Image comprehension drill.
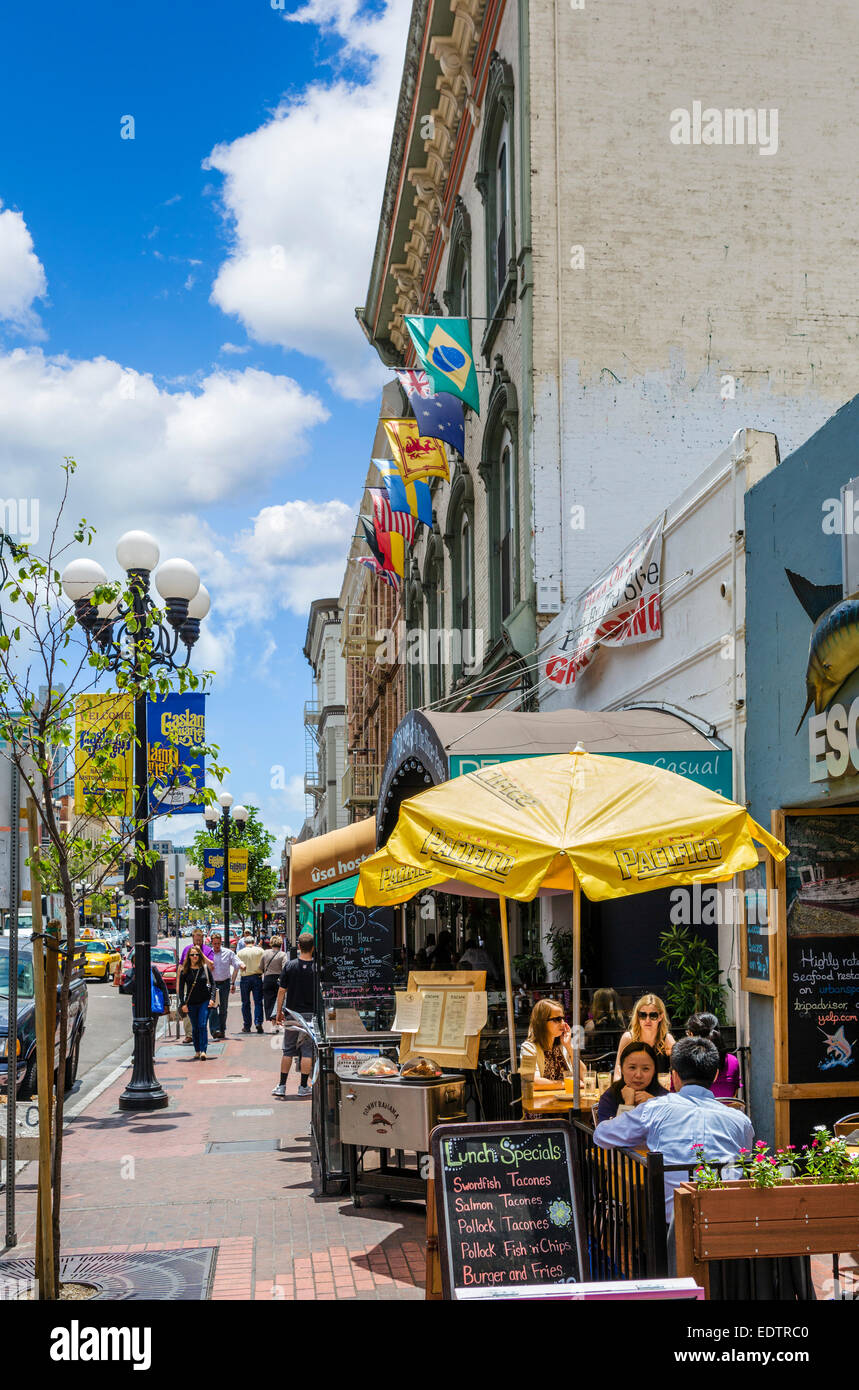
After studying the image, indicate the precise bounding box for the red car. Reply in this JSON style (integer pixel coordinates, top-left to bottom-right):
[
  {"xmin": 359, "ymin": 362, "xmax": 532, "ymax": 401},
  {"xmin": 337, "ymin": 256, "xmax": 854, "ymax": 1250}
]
[{"xmin": 119, "ymin": 944, "xmax": 178, "ymax": 993}]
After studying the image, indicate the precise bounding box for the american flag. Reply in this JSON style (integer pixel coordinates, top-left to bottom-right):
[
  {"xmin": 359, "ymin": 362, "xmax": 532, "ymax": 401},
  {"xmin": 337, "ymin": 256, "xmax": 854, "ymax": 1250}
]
[
  {"xmin": 396, "ymin": 368, "xmax": 433, "ymax": 399},
  {"xmin": 369, "ymin": 489, "xmax": 418, "ymax": 542}
]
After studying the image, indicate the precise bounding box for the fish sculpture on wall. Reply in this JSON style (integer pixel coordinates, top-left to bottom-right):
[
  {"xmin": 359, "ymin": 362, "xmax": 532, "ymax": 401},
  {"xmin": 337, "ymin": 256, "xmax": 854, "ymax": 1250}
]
[{"xmin": 787, "ymin": 568, "xmax": 859, "ymax": 733}]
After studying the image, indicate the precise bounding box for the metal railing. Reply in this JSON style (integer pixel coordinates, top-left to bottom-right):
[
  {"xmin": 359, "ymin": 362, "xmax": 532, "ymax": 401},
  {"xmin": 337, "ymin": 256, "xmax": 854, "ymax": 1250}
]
[
  {"xmin": 342, "ymin": 762, "xmax": 381, "ymax": 807},
  {"xmin": 572, "ymin": 1119, "xmax": 669, "ymax": 1280}
]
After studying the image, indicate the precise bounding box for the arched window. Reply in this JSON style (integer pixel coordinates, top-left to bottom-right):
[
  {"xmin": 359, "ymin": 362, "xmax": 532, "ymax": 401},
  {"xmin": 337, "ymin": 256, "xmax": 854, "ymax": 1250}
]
[
  {"xmin": 444, "ymin": 196, "xmax": 471, "ymax": 321},
  {"xmin": 476, "ymin": 55, "xmax": 515, "ymax": 326},
  {"xmin": 443, "ymin": 465, "xmax": 475, "ymax": 684},
  {"xmin": 479, "ymin": 360, "xmax": 520, "ymax": 643},
  {"xmin": 423, "ymin": 540, "xmax": 444, "ymax": 705}
]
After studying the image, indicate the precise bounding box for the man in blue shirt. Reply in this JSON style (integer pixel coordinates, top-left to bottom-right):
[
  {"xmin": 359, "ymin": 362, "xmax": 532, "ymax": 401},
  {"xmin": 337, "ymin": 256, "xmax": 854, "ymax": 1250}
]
[{"xmin": 594, "ymin": 1036, "xmax": 754, "ymax": 1226}]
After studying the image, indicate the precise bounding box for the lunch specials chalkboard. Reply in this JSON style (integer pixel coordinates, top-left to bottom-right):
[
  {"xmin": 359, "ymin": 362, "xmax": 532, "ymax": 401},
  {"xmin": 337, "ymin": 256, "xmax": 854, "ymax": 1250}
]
[
  {"xmin": 320, "ymin": 901, "xmax": 395, "ymax": 992},
  {"xmin": 787, "ymin": 936, "xmax": 859, "ymax": 1085},
  {"xmin": 430, "ymin": 1121, "xmax": 586, "ymax": 1299}
]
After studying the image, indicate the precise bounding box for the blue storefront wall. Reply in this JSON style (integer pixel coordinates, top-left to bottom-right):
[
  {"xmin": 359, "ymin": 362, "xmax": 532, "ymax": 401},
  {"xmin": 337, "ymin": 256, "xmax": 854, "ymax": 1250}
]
[{"xmin": 745, "ymin": 390, "xmax": 859, "ymax": 1140}]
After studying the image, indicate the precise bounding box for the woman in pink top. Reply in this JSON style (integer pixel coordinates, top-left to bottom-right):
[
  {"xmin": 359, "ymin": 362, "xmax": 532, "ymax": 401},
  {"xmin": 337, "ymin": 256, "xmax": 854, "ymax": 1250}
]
[{"xmin": 685, "ymin": 1012, "xmax": 740, "ymax": 1098}]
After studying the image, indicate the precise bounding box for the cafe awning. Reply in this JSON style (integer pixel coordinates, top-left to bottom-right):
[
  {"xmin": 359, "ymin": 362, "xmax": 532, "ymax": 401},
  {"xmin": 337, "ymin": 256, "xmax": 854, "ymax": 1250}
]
[
  {"xmin": 288, "ymin": 817, "xmax": 376, "ymax": 898},
  {"xmin": 296, "ymin": 872, "xmax": 361, "ymax": 931}
]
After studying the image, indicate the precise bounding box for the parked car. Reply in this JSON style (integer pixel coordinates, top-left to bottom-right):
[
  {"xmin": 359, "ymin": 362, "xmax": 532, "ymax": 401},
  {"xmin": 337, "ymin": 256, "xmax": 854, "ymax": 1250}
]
[
  {"xmin": 82, "ymin": 938, "xmax": 122, "ymax": 982},
  {"xmin": 0, "ymin": 937, "xmax": 88, "ymax": 1096},
  {"xmin": 119, "ymin": 944, "xmax": 178, "ymax": 993}
]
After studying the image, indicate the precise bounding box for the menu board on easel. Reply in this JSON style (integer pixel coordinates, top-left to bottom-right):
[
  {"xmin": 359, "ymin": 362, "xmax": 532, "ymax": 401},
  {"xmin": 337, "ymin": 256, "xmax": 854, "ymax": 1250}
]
[
  {"xmin": 395, "ymin": 971, "xmax": 487, "ymax": 1070},
  {"xmin": 772, "ymin": 809, "xmax": 859, "ymax": 1147}
]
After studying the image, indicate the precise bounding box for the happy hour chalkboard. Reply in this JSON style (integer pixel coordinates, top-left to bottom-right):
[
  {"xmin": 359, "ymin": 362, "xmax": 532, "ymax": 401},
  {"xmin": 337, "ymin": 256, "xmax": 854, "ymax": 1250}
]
[
  {"xmin": 430, "ymin": 1121, "xmax": 586, "ymax": 1299},
  {"xmin": 787, "ymin": 936, "xmax": 859, "ymax": 1084},
  {"xmin": 320, "ymin": 901, "xmax": 396, "ymax": 992}
]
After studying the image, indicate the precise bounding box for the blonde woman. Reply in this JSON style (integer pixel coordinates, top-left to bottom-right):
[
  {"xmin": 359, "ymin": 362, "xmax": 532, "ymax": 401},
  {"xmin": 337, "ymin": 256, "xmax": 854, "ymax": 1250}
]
[
  {"xmin": 612, "ymin": 994, "xmax": 674, "ymax": 1080},
  {"xmin": 520, "ymin": 998, "xmax": 587, "ymax": 1090}
]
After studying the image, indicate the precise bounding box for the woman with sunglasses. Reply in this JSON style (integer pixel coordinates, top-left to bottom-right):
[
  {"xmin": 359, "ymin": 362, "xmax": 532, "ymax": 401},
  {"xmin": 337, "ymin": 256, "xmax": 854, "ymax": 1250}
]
[
  {"xmin": 612, "ymin": 994, "xmax": 674, "ymax": 1080},
  {"xmin": 178, "ymin": 945, "xmax": 216, "ymax": 1059},
  {"xmin": 520, "ymin": 998, "xmax": 587, "ymax": 1090}
]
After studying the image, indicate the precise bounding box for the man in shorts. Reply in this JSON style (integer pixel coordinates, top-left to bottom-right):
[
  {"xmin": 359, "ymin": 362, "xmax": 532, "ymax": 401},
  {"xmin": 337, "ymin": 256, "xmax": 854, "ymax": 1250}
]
[{"xmin": 272, "ymin": 931, "xmax": 317, "ymax": 1098}]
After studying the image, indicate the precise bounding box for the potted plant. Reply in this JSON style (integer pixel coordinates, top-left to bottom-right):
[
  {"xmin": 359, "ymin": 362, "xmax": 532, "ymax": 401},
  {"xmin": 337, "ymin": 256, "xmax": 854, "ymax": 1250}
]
[
  {"xmin": 675, "ymin": 1129, "xmax": 859, "ymax": 1277},
  {"xmin": 512, "ymin": 951, "xmax": 547, "ymax": 987},
  {"xmin": 656, "ymin": 923, "xmax": 729, "ymax": 1021}
]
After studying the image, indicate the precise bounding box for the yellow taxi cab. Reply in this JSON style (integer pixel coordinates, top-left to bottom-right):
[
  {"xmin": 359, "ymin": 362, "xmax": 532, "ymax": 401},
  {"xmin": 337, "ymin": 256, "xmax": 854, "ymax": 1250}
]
[{"xmin": 82, "ymin": 938, "xmax": 121, "ymax": 982}]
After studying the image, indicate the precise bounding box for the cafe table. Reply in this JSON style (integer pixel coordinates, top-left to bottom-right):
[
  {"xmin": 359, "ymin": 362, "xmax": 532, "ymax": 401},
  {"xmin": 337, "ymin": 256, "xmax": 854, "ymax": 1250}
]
[{"xmin": 524, "ymin": 1085, "xmax": 602, "ymax": 1118}]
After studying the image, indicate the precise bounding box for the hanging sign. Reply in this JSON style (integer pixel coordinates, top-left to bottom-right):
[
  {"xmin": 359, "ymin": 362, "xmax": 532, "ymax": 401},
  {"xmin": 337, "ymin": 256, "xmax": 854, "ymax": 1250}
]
[
  {"xmin": 146, "ymin": 693, "xmax": 206, "ymax": 815},
  {"xmin": 202, "ymin": 849, "xmax": 224, "ymax": 892},
  {"xmin": 74, "ymin": 693, "xmax": 135, "ymax": 815},
  {"xmin": 542, "ymin": 515, "xmax": 665, "ymax": 688}
]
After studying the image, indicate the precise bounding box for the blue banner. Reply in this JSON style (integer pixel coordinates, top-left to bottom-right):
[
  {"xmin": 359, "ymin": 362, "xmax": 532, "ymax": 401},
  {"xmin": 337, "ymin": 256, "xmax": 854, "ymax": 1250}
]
[
  {"xmin": 202, "ymin": 848, "xmax": 224, "ymax": 892},
  {"xmin": 147, "ymin": 693, "xmax": 206, "ymax": 816}
]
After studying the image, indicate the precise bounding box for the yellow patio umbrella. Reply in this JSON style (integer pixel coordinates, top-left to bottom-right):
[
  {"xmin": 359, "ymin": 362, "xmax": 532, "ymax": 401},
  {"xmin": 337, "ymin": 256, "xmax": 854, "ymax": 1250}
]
[{"xmin": 356, "ymin": 748, "xmax": 788, "ymax": 1102}]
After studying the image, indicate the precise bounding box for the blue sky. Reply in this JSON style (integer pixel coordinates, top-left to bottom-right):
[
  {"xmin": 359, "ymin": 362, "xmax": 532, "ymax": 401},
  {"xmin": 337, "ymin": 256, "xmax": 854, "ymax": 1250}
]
[{"xmin": 0, "ymin": 1, "xmax": 411, "ymax": 861}]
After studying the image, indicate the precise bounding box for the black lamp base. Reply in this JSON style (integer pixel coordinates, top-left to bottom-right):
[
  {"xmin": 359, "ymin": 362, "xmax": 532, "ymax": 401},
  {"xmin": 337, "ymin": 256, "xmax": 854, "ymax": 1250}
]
[{"xmin": 117, "ymin": 1082, "xmax": 169, "ymax": 1112}]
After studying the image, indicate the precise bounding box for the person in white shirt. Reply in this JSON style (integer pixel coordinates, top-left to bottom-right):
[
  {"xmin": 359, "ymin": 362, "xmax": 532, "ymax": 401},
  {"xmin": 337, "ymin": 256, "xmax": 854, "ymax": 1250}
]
[{"xmin": 208, "ymin": 931, "xmax": 244, "ymax": 1039}]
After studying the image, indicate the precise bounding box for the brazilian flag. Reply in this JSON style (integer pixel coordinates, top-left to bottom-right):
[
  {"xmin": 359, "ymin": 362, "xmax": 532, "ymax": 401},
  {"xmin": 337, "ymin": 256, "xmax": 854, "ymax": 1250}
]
[{"xmin": 404, "ymin": 316, "xmax": 480, "ymax": 415}]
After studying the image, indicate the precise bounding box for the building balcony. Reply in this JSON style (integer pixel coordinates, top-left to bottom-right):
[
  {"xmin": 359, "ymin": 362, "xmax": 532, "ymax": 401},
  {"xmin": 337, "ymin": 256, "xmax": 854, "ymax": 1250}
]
[
  {"xmin": 341, "ymin": 607, "xmax": 383, "ymax": 660},
  {"xmin": 342, "ymin": 762, "xmax": 381, "ymax": 808},
  {"xmin": 304, "ymin": 700, "xmax": 321, "ymax": 730}
]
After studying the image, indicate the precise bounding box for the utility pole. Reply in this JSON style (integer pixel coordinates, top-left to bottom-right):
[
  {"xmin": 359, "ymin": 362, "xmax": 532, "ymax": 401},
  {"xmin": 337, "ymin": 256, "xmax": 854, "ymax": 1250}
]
[
  {"xmin": 4, "ymin": 762, "xmax": 20, "ymax": 1246},
  {"xmin": 26, "ymin": 799, "xmax": 56, "ymax": 1298}
]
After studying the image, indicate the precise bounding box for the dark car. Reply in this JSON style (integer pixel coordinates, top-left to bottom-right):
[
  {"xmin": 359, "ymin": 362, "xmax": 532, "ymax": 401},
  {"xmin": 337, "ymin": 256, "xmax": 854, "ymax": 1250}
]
[{"xmin": 0, "ymin": 937, "xmax": 88, "ymax": 1097}]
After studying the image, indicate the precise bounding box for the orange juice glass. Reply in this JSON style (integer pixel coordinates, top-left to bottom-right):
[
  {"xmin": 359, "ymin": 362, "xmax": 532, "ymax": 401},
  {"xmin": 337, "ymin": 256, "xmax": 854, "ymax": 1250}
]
[{"xmin": 563, "ymin": 1075, "xmax": 575, "ymax": 1094}]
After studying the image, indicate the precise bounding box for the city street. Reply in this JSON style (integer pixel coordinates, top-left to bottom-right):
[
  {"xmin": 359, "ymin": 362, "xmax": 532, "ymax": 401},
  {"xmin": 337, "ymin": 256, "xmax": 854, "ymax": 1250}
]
[{"xmin": 3, "ymin": 993, "xmax": 425, "ymax": 1302}]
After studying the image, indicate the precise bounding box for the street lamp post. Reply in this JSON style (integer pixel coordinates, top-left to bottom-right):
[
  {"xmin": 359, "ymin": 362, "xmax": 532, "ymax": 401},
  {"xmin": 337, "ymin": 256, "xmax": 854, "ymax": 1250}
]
[
  {"xmin": 205, "ymin": 797, "xmax": 247, "ymax": 948},
  {"xmin": 62, "ymin": 530, "xmax": 211, "ymax": 1113}
]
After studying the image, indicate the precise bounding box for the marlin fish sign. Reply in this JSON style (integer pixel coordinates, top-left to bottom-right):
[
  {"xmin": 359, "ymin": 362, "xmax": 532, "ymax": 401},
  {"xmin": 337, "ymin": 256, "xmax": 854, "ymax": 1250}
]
[{"xmin": 788, "ymin": 568, "xmax": 859, "ymax": 780}]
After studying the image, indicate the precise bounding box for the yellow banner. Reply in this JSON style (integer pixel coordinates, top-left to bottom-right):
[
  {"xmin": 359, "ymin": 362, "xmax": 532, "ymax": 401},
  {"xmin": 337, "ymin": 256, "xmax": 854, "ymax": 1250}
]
[
  {"xmin": 227, "ymin": 847, "xmax": 249, "ymax": 893},
  {"xmin": 74, "ymin": 693, "xmax": 135, "ymax": 815},
  {"xmin": 383, "ymin": 419, "xmax": 450, "ymax": 484}
]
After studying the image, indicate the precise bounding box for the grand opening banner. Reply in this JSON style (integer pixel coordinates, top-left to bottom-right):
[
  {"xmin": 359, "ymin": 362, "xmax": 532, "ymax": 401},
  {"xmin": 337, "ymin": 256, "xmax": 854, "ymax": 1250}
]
[
  {"xmin": 542, "ymin": 515, "xmax": 665, "ymax": 689},
  {"xmin": 146, "ymin": 693, "xmax": 206, "ymax": 816}
]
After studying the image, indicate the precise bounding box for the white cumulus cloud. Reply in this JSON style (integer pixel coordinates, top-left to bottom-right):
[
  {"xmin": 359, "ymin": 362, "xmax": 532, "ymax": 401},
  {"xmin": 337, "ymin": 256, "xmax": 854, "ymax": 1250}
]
[
  {"xmin": 0, "ymin": 202, "xmax": 48, "ymax": 334},
  {"xmin": 204, "ymin": 0, "xmax": 411, "ymax": 399}
]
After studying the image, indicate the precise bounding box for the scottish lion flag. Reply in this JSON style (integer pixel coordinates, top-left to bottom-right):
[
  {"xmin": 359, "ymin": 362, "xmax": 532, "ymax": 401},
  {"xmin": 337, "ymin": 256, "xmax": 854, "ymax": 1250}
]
[
  {"xmin": 404, "ymin": 316, "xmax": 480, "ymax": 414},
  {"xmin": 374, "ymin": 461, "xmax": 433, "ymax": 526},
  {"xmin": 382, "ymin": 419, "xmax": 450, "ymax": 484}
]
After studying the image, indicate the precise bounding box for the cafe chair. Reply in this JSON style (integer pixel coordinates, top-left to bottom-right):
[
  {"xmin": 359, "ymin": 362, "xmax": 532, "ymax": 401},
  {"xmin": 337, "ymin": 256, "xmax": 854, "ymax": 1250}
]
[
  {"xmin": 717, "ymin": 1097, "xmax": 747, "ymax": 1112},
  {"xmin": 591, "ymin": 1104, "xmax": 601, "ymax": 1127},
  {"xmin": 834, "ymin": 1112, "xmax": 859, "ymax": 1139}
]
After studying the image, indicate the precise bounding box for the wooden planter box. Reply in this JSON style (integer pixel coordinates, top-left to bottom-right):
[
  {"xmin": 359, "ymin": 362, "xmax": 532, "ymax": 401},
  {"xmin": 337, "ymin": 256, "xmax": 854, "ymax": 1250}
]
[{"xmin": 674, "ymin": 1179, "xmax": 859, "ymax": 1295}]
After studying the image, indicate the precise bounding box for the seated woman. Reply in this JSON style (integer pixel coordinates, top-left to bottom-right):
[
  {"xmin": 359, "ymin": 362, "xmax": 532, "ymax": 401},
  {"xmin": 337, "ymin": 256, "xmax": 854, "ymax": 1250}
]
[
  {"xmin": 520, "ymin": 998, "xmax": 586, "ymax": 1088},
  {"xmin": 597, "ymin": 1041, "xmax": 668, "ymax": 1122},
  {"xmin": 584, "ymin": 986, "xmax": 624, "ymax": 1035},
  {"xmin": 685, "ymin": 1011, "xmax": 740, "ymax": 1097},
  {"xmin": 613, "ymin": 993, "xmax": 675, "ymax": 1080}
]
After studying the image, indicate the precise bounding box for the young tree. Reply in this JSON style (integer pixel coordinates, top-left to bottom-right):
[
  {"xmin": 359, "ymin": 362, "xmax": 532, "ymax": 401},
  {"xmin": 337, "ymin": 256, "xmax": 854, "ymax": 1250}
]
[{"xmin": 0, "ymin": 461, "xmax": 225, "ymax": 1293}]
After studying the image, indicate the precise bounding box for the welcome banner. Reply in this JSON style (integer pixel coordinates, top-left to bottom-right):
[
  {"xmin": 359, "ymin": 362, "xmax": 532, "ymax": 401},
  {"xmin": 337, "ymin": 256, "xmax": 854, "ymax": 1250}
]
[{"xmin": 73, "ymin": 693, "xmax": 135, "ymax": 815}]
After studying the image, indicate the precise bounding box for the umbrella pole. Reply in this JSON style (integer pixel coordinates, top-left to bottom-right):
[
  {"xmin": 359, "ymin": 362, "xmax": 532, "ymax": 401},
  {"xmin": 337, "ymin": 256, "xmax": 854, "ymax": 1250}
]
[
  {"xmin": 572, "ymin": 873, "xmax": 581, "ymax": 1110},
  {"xmin": 498, "ymin": 896, "xmax": 517, "ymax": 1072}
]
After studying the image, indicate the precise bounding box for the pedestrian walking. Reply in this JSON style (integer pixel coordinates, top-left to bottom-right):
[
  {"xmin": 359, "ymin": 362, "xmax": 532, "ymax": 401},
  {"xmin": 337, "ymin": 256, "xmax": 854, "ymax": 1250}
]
[
  {"xmin": 208, "ymin": 931, "xmax": 244, "ymax": 1039},
  {"xmin": 236, "ymin": 932, "xmax": 265, "ymax": 1033},
  {"xmin": 177, "ymin": 945, "xmax": 216, "ymax": 1059},
  {"xmin": 260, "ymin": 935, "xmax": 287, "ymax": 1030},
  {"xmin": 112, "ymin": 953, "xmax": 170, "ymax": 1055},
  {"xmin": 273, "ymin": 931, "xmax": 317, "ymax": 1098},
  {"xmin": 177, "ymin": 928, "xmax": 214, "ymax": 1045}
]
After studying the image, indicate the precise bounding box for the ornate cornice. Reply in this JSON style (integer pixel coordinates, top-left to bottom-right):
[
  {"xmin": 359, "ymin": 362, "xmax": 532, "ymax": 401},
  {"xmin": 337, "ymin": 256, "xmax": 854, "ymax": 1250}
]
[{"xmin": 388, "ymin": 0, "xmax": 486, "ymax": 358}]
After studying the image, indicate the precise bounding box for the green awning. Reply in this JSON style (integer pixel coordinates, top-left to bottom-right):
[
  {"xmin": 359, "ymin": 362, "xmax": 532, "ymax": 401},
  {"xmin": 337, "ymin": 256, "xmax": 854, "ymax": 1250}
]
[{"xmin": 296, "ymin": 873, "xmax": 360, "ymax": 932}]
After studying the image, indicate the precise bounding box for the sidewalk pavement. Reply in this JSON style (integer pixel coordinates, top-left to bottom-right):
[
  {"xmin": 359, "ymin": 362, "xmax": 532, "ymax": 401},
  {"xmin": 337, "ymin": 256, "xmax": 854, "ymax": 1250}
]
[{"xmin": 4, "ymin": 1013, "xmax": 426, "ymax": 1301}]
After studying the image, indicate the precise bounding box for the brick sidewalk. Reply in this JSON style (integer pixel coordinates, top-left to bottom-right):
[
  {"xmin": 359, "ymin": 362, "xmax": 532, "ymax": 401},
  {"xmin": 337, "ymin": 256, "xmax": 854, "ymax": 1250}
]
[{"xmin": 3, "ymin": 1016, "xmax": 426, "ymax": 1301}]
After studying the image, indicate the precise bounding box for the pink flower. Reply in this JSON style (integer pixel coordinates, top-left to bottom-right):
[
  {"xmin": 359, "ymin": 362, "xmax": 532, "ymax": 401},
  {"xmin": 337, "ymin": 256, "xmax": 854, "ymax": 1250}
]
[{"xmin": 755, "ymin": 1140, "xmax": 767, "ymax": 1149}]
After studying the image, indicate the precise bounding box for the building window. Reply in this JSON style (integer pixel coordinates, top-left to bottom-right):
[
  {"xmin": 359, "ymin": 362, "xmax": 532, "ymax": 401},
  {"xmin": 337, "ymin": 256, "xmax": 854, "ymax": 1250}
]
[
  {"xmin": 479, "ymin": 361, "xmax": 520, "ymax": 643},
  {"xmin": 495, "ymin": 125, "xmax": 510, "ymax": 305},
  {"xmin": 476, "ymin": 55, "xmax": 515, "ymax": 324},
  {"xmin": 444, "ymin": 196, "xmax": 472, "ymax": 321},
  {"xmin": 460, "ymin": 515, "xmax": 472, "ymax": 634},
  {"xmin": 424, "ymin": 555, "xmax": 442, "ymax": 705},
  {"xmin": 444, "ymin": 465, "xmax": 475, "ymax": 684},
  {"xmin": 499, "ymin": 433, "xmax": 514, "ymax": 622}
]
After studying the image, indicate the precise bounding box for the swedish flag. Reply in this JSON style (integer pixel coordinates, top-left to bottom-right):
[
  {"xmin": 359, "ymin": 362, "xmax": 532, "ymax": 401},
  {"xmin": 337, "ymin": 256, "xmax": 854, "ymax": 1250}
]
[
  {"xmin": 374, "ymin": 461, "xmax": 433, "ymax": 526},
  {"xmin": 404, "ymin": 315, "xmax": 480, "ymax": 415}
]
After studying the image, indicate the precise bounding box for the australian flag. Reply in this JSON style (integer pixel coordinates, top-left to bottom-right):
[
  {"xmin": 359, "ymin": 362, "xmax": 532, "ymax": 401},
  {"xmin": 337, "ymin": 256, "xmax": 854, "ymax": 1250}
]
[{"xmin": 397, "ymin": 369, "xmax": 465, "ymax": 456}]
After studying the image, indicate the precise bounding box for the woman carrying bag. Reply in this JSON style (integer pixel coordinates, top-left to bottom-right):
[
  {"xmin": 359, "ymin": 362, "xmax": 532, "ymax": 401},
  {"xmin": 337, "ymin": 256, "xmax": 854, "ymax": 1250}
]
[{"xmin": 178, "ymin": 946, "xmax": 216, "ymax": 1059}]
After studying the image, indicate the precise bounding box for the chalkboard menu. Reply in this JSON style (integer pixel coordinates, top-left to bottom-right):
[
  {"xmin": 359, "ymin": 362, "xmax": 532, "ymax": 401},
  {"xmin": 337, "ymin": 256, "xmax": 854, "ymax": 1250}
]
[
  {"xmin": 320, "ymin": 901, "xmax": 395, "ymax": 992},
  {"xmin": 787, "ymin": 936, "xmax": 859, "ymax": 1084},
  {"xmin": 430, "ymin": 1121, "xmax": 585, "ymax": 1299}
]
